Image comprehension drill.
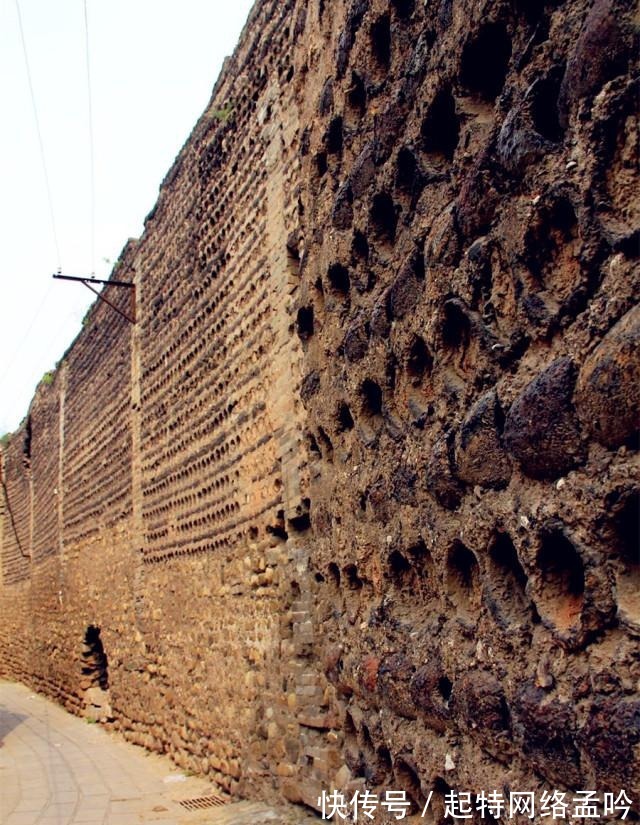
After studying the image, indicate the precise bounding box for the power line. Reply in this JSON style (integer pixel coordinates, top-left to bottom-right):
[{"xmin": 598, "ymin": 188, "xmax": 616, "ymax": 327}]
[
  {"xmin": 14, "ymin": 0, "xmax": 62, "ymax": 271},
  {"xmin": 83, "ymin": 0, "xmax": 96, "ymax": 275}
]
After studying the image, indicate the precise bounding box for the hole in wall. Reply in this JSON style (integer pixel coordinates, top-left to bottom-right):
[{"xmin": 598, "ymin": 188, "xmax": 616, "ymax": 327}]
[
  {"xmin": 344, "ymin": 563, "xmax": 363, "ymax": 590},
  {"xmin": 267, "ymin": 514, "xmax": 289, "ymax": 541},
  {"xmin": 328, "ymin": 263, "xmax": 351, "ymax": 296},
  {"xmin": 326, "ymin": 116, "xmax": 344, "ymax": 154},
  {"xmin": 82, "ymin": 626, "xmax": 109, "ymax": 690},
  {"xmin": 535, "ymin": 526, "xmax": 585, "ymax": 632},
  {"xmin": 296, "ymin": 306, "xmax": 314, "ymax": 340},
  {"xmin": 611, "ymin": 489, "xmax": 639, "ymax": 623},
  {"xmin": 361, "ymin": 379, "xmax": 383, "ymax": 416},
  {"xmin": 446, "ymin": 541, "xmax": 480, "ymax": 619},
  {"xmin": 315, "ymin": 151, "xmax": 328, "ymax": 177},
  {"xmin": 437, "ymin": 676, "xmax": 453, "ymax": 703},
  {"xmin": 81, "ymin": 626, "xmax": 112, "ymax": 722},
  {"xmin": 287, "ymin": 243, "xmax": 301, "ymax": 277},
  {"xmin": 289, "ymin": 512, "xmax": 311, "ymax": 532},
  {"xmin": 393, "ymin": 758, "xmax": 425, "ymax": 812},
  {"xmin": 352, "ymin": 230, "xmax": 369, "ymax": 260},
  {"xmin": 22, "ymin": 417, "xmax": 32, "ymax": 467},
  {"xmin": 308, "ymin": 433, "xmax": 321, "ymax": 458},
  {"xmin": 370, "ymin": 192, "xmax": 397, "ymax": 244},
  {"xmin": 487, "ymin": 531, "xmax": 530, "ymax": 625},
  {"xmin": 337, "ymin": 401, "xmax": 355, "ymax": 432},
  {"xmin": 317, "ymin": 426, "xmax": 334, "ymax": 461},
  {"xmin": 328, "ymin": 562, "xmax": 341, "ymax": 587},
  {"xmin": 529, "ymin": 72, "xmax": 564, "ymax": 142},
  {"xmin": 347, "ymin": 72, "xmax": 367, "ymax": 113},
  {"xmin": 389, "ymin": 549, "xmax": 411, "ymax": 581},
  {"xmin": 396, "ymin": 147, "xmax": 421, "ymax": 194},
  {"xmin": 407, "ymin": 335, "xmax": 432, "ymax": 382},
  {"xmin": 460, "ymin": 22, "xmax": 512, "ymax": 101},
  {"xmin": 370, "ymin": 14, "xmax": 391, "ymax": 69},
  {"xmin": 378, "ymin": 745, "xmax": 393, "ymax": 771},
  {"xmin": 442, "ymin": 300, "xmax": 471, "ymax": 351},
  {"xmin": 344, "ymin": 710, "xmax": 356, "ymax": 735},
  {"xmin": 391, "ymin": 0, "xmax": 415, "ymax": 19},
  {"xmin": 421, "ymin": 87, "xmax": 460, "ymax": 161}
]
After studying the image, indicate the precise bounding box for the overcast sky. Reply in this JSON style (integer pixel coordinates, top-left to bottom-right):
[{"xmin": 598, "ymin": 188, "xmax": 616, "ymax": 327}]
[{"xmin": 0, "ymin": 0, "xmax": 255, "ymax": 435}]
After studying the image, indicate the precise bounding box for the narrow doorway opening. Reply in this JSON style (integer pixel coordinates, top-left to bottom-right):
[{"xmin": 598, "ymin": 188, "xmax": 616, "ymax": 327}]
[{"xmin": 81, "ymin": 625, "xmax": 113, "ymax": 721}]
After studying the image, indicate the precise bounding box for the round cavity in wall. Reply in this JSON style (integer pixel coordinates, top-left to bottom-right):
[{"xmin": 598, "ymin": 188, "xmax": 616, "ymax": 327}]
[
  {"xmin": 446, "ymin": 541, "xmax": 481, "ymax": 620},
  {"xmin": 344, "ymin": 563, "xmax": 363, "ymax": 590},
  {"xmin": 328, "ymin": 562, "xmax": 341, "ymax": 587},
  {"xmin": 460, "ymin": 22, "xmax": 512, "ymax": 101},
  {"xmin": 534, "ymin": 526, "xmax": 585, "ymax": 633},
  {"xmin": 370, "ymin": 192, "xmax": 397, "ymax": 244},
  {"xmin": 327, "ymin": 262, "xmax": 351, "ymax": 296},
  {"xmin": 612, "ymin": 489, "xmax": 640, "ymax": 624},
  {"xmin": 393, "ymin": 757, "xmax": 426, "ymax": 813},
  {"xmin": 360, "ymin": 379, "xmax": 383, "ymax": 417},
  {"xmin": 487, "ymin": 531, "xmax": 531, "ymax": 625},
  {"xmin": 406, "ymin": 335, "xmax": 432, "ymax": 383},
  {"xmin": 421, "ymin": 87, "xmax": 460, "ymax": 161}
]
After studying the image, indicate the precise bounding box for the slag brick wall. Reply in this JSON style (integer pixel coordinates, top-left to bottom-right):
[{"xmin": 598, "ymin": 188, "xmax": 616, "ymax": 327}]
[{"xmin": 1, "ymin": 0, "xmax": 638, "ymax": 815}]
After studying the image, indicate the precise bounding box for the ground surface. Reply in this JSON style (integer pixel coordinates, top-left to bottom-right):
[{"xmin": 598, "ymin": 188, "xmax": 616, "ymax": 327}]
[{"xmin": 0, "ymin": 681, "xmax": 317, "ymax": 825}]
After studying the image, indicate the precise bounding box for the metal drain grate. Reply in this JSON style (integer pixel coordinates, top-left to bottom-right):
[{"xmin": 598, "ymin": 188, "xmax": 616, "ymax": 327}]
[{"xmin": 178, "ymin": 793, "xmax": 228, "ymax": 811}]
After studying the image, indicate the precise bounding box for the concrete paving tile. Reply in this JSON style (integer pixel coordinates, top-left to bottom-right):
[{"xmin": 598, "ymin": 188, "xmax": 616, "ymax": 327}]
[{"xmin": 5, "ymin": 814, "xmax": 39, "ymax": 825}]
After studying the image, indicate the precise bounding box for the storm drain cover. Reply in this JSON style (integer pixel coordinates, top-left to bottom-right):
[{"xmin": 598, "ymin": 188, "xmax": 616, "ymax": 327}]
[{"xmin": 178, "ymin": 793, "xmax": 228, "ymax": 811}]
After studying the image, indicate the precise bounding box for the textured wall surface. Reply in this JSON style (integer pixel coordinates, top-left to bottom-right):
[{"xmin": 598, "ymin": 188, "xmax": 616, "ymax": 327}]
[{"xmin": 1, "ymin": 0, "xmax": 638, "ymax": 818}]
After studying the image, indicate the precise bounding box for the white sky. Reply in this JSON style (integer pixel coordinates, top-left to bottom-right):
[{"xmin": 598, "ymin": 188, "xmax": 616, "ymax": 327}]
[{"xmin": 0, "ymin": 0, "xmax": 255, "ymax": 435}]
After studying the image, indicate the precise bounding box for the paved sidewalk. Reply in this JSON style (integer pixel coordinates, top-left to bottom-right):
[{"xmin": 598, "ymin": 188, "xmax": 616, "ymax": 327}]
[{"xmin": 0, "ymin": 681, "xmax": 316, "ymax": 825}]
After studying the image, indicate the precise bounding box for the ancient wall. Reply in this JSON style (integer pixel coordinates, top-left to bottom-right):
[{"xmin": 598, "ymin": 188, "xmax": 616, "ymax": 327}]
[
  {"xmin": 292, "ymin": 0, "xmax": 639, "ymax": 814},
  {"xmin": 1, "ymin": 0, "xmax": 639, "ymax": 818}
]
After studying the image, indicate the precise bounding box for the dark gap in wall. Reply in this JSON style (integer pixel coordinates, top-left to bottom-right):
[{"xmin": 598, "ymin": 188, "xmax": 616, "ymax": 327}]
[
  {"xmin": 328, "ymin": 263, "xmax": 351, "ymax": 295},
  {"xmin": 267, "ymin": 511, "xmax": 289, "ymax": 541},
  {"xmin": 328, "ymin": 562, "xmax": 341, "ymax": 587},
  {"xmin": 344, "ymin": 563, "xmax": 363, "ymax": 589},
  {"xmin": 460, "ymin": 22, "xmax": 512, "ymax": 101},
  {"xmin": 317, "ymin": 426, "xmax": 334, "ymax": 460},
  {"xmin": 613, "ymin": 489, "xmax": 639, "ymax": 567},
  {"xmin": 446, "ymin": 541, "xmax": 480, "ymax": 616},
  {"xmin": 22, "ymin": 417, "xmax": 32, "ymax": 467},
  {"xmin": 421, "ymin": 87, "xmax": 459, "ymax": 160},
  {"xmin": 82, "ymin": 625, "xmax": 109, "ymax": 691},
  {"xmin": 391, "ymin": 0, "xmax": 415, "ymax": 19},
  {"xmin": 394, "ymin": 758, "xmax": 426, "ymax": 812},
  {"xmin": 347, "ymin": 72, "xmax": 367, "ymax": 113},
  {"xmin": 529, "ymin": 72, "xmax": 565, "ymax": 142},
  {"xmin": 536, "ymin": 526, "xmax": 585, "ymax": 626},
  {"xmin": 396, "ymin": 147, "xmax": 418, "ymax": 192},
  {"xmin": 389, "ymin": 549, "xmax": 411, "ymax": 580},
  {"xmin": 296, "ymin": 306, "xmax": 314, "ymax": 339},
  {"xmin": 378, "ymin": 745, "xmax": 393, "ymax": 771},
  {"xmin": 337, "ymin": 401, "xmax": 355, "ymax": 432},
  {"xmin": 308, "ymin": 432, "xmax": 321, "ymax": 458},
  {"xmin": 326, "ymin": 116, "xmax": 344, "ymax": 154},
  {"xmin": 370, "ymin": 14, "xmax": 391, "ymax": 69},
  {"xmin": 490, "ymin": 531, "xmax": 528, "ymax": 591},
  {"xmin": 442, "ymin": 300, "xmax": 471, "ymax": 350},
  {"xmin": 287, "ymin": 242, "xmax": 301, "ymax": 277},
  {"xmin": 361, "ymin": 379, "xmax": 383, "ymax": 416},
  {"xmin": 289, "ymin": 512, "xmax": 311, "ymax": 531},
  {"xmin": 370, "ymin": 192, "xmax": 397, "ymax": 244},
  {"xmin": 437, "ymin": 675, "xmax": 453, "ymax": 702},
  {"xmin": 407, "ymin": 335, "xmax": 432, "ymax": 381},
  {"xmin": 352, "ymin": 230, "xmax": 369, "ymax": 261}
]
